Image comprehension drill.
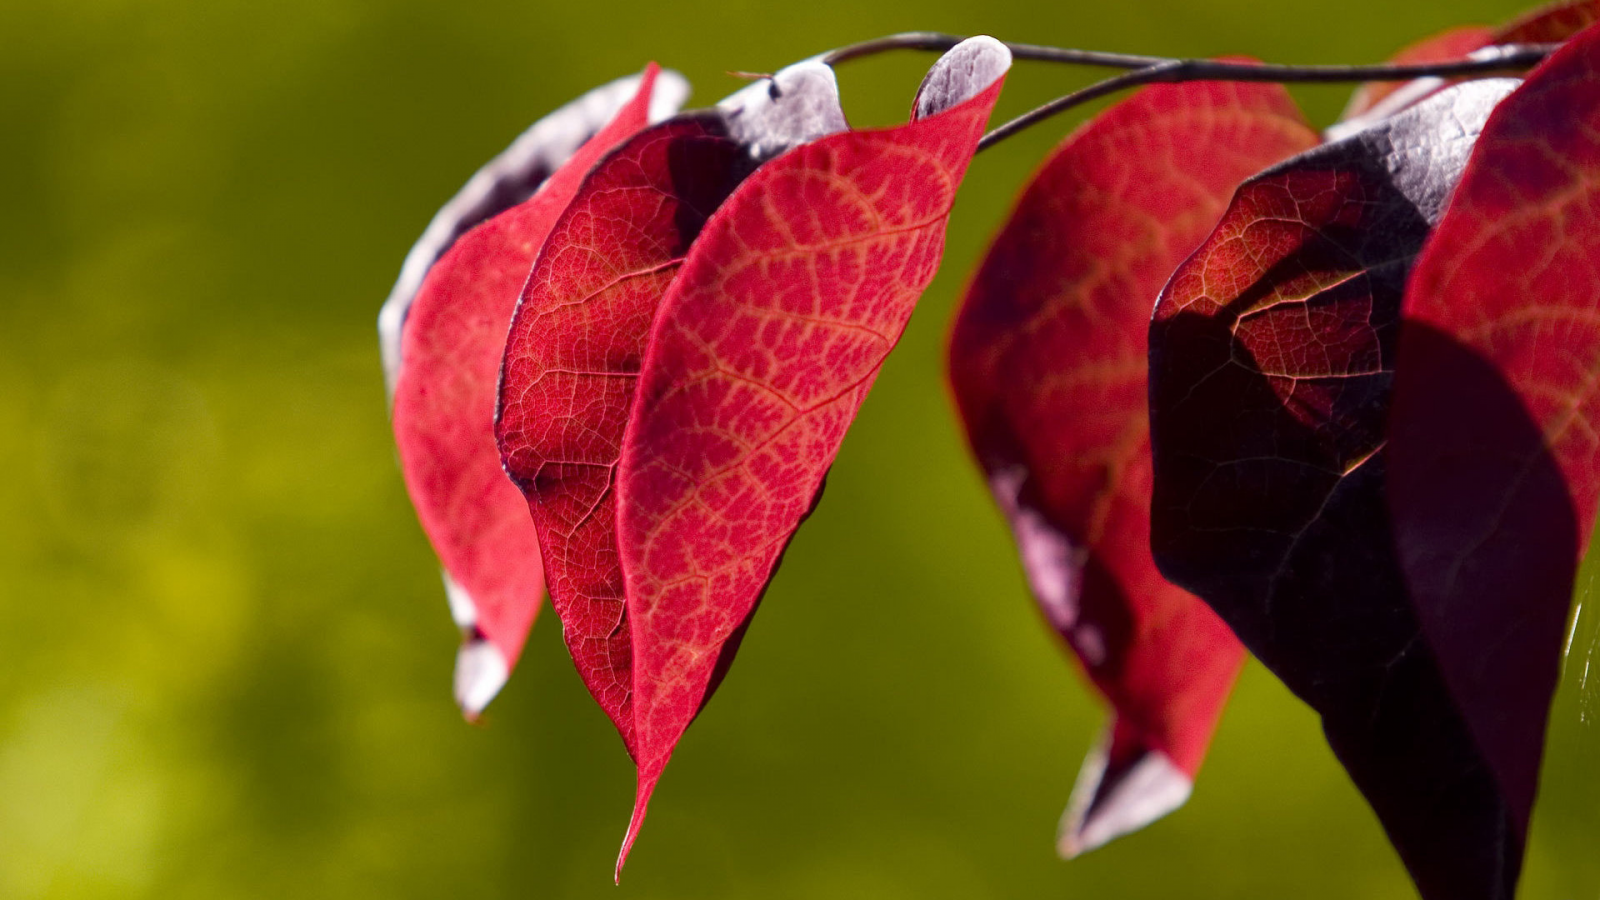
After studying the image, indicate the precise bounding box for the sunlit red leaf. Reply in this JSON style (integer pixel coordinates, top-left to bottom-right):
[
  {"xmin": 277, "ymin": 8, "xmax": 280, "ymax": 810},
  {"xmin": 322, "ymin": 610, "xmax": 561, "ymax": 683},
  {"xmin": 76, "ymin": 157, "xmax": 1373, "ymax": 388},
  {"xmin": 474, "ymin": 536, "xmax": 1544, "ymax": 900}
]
[
  {"xmin": 1147, "ymin": 78, "xmax": 1522, "ymax": 900},
  {"xmin": 384, "ymin": 66, "xmax": 684, "ymax": 715},
  {"xmin": 380, "ymin": 71, "xmax": 688, "ymax": 393},
  {"xmin": 1389, "ymin": 19, "xmax": 1600, "ymax": 872},
  {"xmin": 948, "ymin": 78, "xmax": 1316, "ymax": 855},
  {"xmin": 612, "ymin": 37, "xmax": 1011, "ymax": 874},
  {"xmin": 497, "ymin": 64, "xmax": 848, "ymax": 753}
]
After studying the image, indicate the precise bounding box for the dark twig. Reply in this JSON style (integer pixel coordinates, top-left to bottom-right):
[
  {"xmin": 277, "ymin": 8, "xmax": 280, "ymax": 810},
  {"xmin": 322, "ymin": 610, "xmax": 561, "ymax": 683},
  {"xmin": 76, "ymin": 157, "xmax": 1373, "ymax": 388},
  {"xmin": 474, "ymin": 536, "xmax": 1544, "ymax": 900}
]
[
  {"xmin": 821, "ymin": 31, "xmax": 1163, "ymax": 69},
  {"xmin": 977, "ymin": 43, "xmax": 1556, "ymax": 151},
  {"xmin": 815, "ymin": 32, "xmax": 1556, "ymax": 151}
]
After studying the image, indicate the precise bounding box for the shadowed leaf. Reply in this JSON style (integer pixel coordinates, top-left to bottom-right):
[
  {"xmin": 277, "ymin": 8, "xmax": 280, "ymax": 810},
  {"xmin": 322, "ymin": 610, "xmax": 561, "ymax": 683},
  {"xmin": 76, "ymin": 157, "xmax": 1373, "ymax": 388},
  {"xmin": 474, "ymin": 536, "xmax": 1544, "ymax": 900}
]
[
  {"xmin": 1147, "ymin": 78, "xmax": 1525, "ymax": 900},
  {"xmin": 1388, "ymin": 19, "xmax": 1600, "ymax": 873}
]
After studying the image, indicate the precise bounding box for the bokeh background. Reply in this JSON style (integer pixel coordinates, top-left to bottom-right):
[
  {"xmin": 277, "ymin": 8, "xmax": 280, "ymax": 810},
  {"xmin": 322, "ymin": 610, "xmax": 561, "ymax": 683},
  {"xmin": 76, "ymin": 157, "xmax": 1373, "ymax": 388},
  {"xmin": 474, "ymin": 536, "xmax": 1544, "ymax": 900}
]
[{"xmin": 2, "ymin": 0, "xmax": 1597, "ymax": 897}]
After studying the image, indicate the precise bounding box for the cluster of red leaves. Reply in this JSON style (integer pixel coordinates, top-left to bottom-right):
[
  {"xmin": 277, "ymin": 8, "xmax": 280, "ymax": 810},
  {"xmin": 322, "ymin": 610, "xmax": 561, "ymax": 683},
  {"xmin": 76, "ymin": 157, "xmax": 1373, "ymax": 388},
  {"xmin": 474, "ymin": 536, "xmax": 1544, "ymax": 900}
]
[
  {"xmin": 384, "ymin": 1, "xmax": 1600, "ymax": 895},
  {"xmin": 385, "ymin": 37, "xmax": 1012, "ymax": 876}
]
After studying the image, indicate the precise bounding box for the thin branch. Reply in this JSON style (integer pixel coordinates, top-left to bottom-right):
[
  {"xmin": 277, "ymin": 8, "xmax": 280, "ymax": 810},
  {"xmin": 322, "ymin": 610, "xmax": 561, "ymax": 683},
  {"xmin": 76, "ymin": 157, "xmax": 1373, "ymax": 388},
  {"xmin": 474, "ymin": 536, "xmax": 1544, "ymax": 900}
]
[
  {"xmin": 977, "ymin": 63, "xmax": 1180, "ymax": 151},
  {"xmin": 977, "ymin": 43, "xmax": 1556, "ymax": 151},
  {"xmin": 818, "ymin": 32, "xmax": 1557, "ymax": 151},
  {"xmin": 821, "ymin": 31, "xmax": 1554, "ymax": 79},
  {"xmin": 821, "ymin": 32, "xmax": 1163, "ymax": 69}
]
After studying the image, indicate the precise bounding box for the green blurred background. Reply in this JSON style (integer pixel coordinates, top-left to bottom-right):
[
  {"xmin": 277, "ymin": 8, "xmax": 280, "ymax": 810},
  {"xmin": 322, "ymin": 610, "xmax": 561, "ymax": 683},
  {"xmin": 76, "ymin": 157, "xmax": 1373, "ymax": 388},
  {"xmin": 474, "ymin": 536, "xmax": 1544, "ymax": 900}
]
[{"xmin": 2, "ymin": 0, "xmax": 1597, "ymax": 896}]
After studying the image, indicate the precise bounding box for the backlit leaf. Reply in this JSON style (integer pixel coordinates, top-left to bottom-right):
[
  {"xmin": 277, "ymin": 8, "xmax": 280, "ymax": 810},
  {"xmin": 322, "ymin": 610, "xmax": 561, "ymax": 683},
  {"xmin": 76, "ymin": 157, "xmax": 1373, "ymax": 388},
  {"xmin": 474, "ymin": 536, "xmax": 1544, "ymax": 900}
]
[
  {"xmin": 384, "ymin": 66, "xmax": 685, "ymax": 715},
  {"xmin": 948, "ymin": 78, "xmax": 1316, "ymax": 856},
  {"xmin": 612, "ymin": 37, "xmax": 1011, "ymax": 875},
  {"xmin": 380, "ymin": 70, "xmax": 688, "ymax": 394},
  {"xmin": 497, "ymin": 63, "xmax": 848, "ymax": 754}
]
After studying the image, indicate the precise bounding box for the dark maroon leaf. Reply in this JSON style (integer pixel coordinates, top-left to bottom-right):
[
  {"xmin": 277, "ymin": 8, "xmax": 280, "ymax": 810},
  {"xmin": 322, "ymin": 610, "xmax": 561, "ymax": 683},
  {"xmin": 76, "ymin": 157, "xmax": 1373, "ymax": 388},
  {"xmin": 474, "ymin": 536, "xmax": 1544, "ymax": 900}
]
[
  {"xmin": 1148, "ymin": 78, "xmax": 1525, "ymax": 900},
  {"xmin": 1390, "ymin": 19, "xmax": 1600, "ymax": 867},
  {"xmin": 1497, "ymin": 0, "xmax": 1600, "ymax": 43}
]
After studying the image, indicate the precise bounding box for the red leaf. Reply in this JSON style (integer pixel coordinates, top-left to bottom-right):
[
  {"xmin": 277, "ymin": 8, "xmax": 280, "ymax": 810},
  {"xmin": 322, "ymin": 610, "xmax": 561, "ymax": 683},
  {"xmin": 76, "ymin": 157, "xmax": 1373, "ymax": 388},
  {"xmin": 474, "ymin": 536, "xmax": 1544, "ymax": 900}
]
[
  {"xmin": 948, "ymin": 79, "xmax": 1316, "ymax": 855},
  {"xmin": 1497, "ymin": 0, "xmax": 1600, "ymax": 42},
  {"xmin": 1334, "ymin": 1, "xmax": 1599, "ymax": 137},
  {"xmin": 1340, "ymin": 26, "xmax": 1494, "ymax": 121},
  {"xmin": 612, "ymin": 37, "xmax": 1011, "ymax": 875},
  {"xmin": 384, "ymin": 66, "xmax": 683, "ymax": 715},
  {"xmin": 1147, "ymin": 78, "xmax": 1525, "ymax": 900},
  {"xmin": 1390, "ymin": 18, "xmax": 1600, "ymax": 864},
  {"xmin": 380, "ymin": 71, "xmax": 688, "ymax": 393},
  {"xmin": 497, "ymin": 65, "xmax": 849, "ymax": 753}
]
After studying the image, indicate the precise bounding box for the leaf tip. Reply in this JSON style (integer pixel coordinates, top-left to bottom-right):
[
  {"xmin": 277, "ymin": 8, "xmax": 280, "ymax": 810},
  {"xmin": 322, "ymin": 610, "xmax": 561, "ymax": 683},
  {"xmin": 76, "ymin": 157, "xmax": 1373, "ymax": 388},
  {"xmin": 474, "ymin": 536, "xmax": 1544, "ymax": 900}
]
[
  {"xmin": 646, "ymin": 65, "xmax": 691, "ymax": 125},
  {"xmin": 1057, "ymin": 732, "xmax": 1191, "ymax": 858},
  {"xmin": 913, "ymin": 34, "xmax": 1012, "ymax": 121},
  {"xmin": 716, "ymin": 57, "xmax": 847, "ymax": 161},
  {"xmin": 453, "ymin": 637, "xmax": 508, "ymax": 720},
  {"xmin": 441, "ymin": 569, "xmax": 479, "ymax": 631},
  {"xmin": 615, "ymin": 770, "xmax": 662, "ymax": 884}
]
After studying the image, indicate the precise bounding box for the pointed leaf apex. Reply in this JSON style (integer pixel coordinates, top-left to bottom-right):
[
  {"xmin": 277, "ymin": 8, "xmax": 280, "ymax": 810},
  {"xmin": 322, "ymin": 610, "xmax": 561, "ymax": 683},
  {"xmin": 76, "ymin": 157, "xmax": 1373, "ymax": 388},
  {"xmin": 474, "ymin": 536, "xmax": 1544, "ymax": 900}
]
[
  {"xmin": 645, "ymin": 64, "xmax": 692, "ymax": 124},
  {"xmin": 1058, "ymin": 734, "xmax": 1191, "ymax": 858},
  {"xmin": 441, "ymin": 570, "xmax": 478, "ymax": 631},
  {"xmin": 615, "ymin": 770, "xmax": 662, "ymax": 883},
  {"xmin": 717, "ymin": 58, "xmax": 848, "ymax": 161},
  {"xmin": 453, "ymin": 639, "xmax": 508, "ymax": 720},
  {"xmin": 914, "ymin": 35, "xmax": 1012, "ymax": 120},
  {"xmin": 611, "ymin": 47, "xmax": 1004, "ymax": 873}
]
